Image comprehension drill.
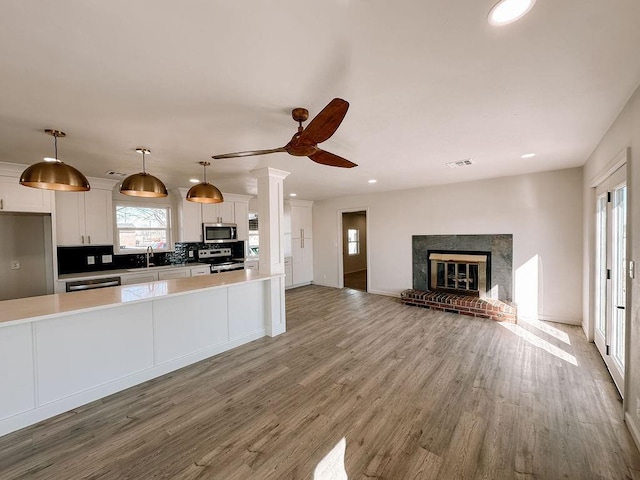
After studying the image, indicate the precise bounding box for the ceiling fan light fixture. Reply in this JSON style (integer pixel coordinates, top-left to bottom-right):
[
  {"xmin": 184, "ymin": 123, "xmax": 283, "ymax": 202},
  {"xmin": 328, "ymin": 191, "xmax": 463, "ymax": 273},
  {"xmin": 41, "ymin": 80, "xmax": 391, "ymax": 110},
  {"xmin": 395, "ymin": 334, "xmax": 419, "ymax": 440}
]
[
  {"xmin": 488, "ymin": 0, "xmax": 536, "ymax": 26},
  {"xmin": 120, "ymin": 148, "xmax": 168, "ymax": 198},
  {"xmin": 186, "ymin": 161, "xmax": 224, "ymax": 204},
  {"xmin": 20, "ymin": 130, "xmax": 90, "ymax": 192}
]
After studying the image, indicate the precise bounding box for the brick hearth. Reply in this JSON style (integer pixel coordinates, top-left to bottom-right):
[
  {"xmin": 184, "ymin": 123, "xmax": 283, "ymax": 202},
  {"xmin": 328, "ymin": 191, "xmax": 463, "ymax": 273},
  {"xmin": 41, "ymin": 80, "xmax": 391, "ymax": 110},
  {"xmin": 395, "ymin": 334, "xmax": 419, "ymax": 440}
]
[{"xmin": 401, "ymin": 289, "xmax": 517, "ymax": 323}]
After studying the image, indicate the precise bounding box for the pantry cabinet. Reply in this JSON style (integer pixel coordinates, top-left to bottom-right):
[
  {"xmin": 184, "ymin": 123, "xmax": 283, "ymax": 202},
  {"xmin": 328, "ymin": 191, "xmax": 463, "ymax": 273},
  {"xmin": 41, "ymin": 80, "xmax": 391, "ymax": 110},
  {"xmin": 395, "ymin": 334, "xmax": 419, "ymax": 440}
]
[{"xmin": 285, "ymin": 199, "xmax": 313, "ymax": 287}]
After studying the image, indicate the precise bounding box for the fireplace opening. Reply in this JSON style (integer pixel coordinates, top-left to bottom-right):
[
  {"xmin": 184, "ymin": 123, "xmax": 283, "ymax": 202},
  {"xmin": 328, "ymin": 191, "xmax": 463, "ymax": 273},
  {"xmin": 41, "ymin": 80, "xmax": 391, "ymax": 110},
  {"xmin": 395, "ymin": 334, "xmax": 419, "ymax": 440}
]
[{"xmin": 428, "ymin": 250, "xmax": 491, "ymax": 298}]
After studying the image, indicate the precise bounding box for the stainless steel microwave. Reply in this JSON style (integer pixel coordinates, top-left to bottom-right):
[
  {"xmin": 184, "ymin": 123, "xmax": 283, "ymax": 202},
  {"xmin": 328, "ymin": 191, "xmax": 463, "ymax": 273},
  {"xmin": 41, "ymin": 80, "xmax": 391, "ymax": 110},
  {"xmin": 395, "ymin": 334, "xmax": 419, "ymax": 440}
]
[{"xmin": 203, "ymin": 223, "xmax": 237, "ymax": 243}]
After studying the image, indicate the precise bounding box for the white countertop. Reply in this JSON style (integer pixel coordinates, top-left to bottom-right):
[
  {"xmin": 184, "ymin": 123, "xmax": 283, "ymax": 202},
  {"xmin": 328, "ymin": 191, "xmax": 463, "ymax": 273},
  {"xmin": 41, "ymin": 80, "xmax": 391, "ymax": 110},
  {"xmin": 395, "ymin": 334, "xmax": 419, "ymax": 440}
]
[
  {"xmin": 0, "ymin": 269, "xmax": 280, "ymax": 326},
  {"xmin": 58, "ymin": 263, "xmax": 209, "ymax": 281}
]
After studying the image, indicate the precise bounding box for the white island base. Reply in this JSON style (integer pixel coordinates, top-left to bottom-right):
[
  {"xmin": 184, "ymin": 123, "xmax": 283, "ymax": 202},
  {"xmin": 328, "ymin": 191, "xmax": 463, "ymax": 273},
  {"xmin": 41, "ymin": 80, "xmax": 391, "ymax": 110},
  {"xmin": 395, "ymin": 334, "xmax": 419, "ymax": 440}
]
[{"xmin": 0, "ymin": 270, "xmax": 285, "ymax": 437}]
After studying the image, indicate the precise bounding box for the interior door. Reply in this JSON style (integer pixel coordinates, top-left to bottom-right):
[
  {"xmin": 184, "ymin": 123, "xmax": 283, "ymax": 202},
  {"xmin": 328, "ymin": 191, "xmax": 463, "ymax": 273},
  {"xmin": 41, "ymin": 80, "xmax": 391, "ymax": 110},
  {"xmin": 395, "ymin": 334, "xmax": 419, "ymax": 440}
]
[{"xmin": 594, "ymin": 165, "xmax": 627, "ymax": 394}]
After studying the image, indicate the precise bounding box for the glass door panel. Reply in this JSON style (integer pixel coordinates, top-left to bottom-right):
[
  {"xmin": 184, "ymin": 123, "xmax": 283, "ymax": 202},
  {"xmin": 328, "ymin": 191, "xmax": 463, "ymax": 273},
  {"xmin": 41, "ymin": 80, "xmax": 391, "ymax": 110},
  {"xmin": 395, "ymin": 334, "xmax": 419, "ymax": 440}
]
[
  {"xmin": 594, "ymin": 165, "xmax": 626, "ymax": 396},
  {"xmin": 611, "ymin": 185, "xmax": 626, "ymax": 370},
  {"xmin": 595, "ymin": 194, "xmax": 607, "ymax": 339}
]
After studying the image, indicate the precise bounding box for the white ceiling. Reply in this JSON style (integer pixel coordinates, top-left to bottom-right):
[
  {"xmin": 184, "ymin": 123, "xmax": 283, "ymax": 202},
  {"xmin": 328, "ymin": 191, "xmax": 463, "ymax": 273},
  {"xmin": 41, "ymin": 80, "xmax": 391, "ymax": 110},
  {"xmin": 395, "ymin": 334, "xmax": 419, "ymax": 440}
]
[{"xmin": 1, "ymin": 0, "xmax": 639, "ymax": 201}]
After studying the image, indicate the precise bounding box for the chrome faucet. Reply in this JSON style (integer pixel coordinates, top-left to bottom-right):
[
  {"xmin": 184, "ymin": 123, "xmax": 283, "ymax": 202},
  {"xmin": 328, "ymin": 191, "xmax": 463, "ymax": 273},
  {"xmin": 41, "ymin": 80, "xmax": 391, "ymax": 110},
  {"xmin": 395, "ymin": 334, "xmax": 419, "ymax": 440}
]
[{"xmin": 146, "ymin": 246, "xmax": 154, "ymax": 268}]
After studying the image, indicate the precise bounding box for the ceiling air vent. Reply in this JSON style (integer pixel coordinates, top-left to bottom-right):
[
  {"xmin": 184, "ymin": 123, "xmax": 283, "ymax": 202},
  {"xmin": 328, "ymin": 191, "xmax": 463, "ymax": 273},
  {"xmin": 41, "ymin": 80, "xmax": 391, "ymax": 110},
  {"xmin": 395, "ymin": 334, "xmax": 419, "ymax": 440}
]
[
  {"xmin": 446, "ymin": 158, "xmax": 475, "ymax": 169},
  {"xmin": 106, "ymin": 170, "xmax": 129, "ymax": 177}
]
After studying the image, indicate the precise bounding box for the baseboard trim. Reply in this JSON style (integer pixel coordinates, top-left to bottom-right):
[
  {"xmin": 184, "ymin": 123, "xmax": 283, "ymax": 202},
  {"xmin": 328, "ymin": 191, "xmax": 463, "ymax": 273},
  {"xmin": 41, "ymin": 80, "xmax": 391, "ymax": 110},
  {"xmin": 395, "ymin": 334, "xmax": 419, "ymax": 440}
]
[
  {"xmin": 517, "ymin": 313, "xmax": 581, "ymax": 326},
  {"xmin": 625, "ymin": 411, "xmax": 640, "ymax": 453},
  {"xmin": 367, "ymin": 289, "xmax": 401, "ymax": 298}
]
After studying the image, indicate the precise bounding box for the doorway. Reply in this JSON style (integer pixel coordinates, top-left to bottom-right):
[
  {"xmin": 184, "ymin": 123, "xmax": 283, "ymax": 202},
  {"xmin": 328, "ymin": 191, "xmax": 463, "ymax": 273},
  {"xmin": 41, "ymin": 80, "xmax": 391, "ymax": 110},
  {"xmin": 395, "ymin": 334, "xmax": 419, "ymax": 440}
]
[
  {"xmin": 594, "ymin": 164, "xmax": 627, "ymax": 395},
  {"xmin": 342, "ymin": 211, "xmax": 367, "ymax": 291}
]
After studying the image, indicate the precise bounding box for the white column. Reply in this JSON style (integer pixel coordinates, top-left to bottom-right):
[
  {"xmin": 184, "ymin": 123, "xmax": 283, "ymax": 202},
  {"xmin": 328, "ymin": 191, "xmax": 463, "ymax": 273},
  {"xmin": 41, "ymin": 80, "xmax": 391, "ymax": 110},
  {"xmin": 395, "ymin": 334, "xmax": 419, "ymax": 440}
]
[{"xmin": 251, "ymin": 167, "xmax": 290, "ymax": 337}]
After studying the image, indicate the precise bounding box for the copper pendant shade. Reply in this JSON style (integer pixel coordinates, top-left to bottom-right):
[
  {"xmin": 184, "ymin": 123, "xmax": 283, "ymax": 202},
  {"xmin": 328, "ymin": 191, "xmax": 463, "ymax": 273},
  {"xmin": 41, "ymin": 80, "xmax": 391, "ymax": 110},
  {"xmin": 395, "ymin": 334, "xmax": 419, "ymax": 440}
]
[
  {"xmin": 20, "ymin": 130, "xmax": 90, "ymax": 192},
  {"xmin": 120, "ymin": 148, "xmax": 168, "ymax": 198},
  {"xmin": 186, "ymin": 161, "xmax": 223, "ymax": 204}
]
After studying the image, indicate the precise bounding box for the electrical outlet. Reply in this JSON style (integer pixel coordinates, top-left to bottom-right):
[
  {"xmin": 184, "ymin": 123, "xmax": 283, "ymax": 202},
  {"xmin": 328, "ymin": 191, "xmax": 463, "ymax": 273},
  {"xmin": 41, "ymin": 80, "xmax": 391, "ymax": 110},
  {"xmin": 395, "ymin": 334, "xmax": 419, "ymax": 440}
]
[
  {"xmin": 87, "ymin": 256, "xmax": 95, "ymax": 265},
  {"xmin": 10, "ymin": 260, "xmax": 20, "ymax": 270},
  {"xmin": 102, "ymin": 254, "xmax": 113, "ymax": 264}
]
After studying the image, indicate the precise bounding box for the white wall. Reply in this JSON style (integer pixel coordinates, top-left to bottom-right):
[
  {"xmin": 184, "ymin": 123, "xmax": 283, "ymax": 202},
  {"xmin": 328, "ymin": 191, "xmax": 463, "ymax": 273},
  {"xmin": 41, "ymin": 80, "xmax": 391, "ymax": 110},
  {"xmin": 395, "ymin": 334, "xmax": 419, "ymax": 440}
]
[
  {"xmin": 582, "ymin": 83, "xmax": 640, "ymax": 449},
  {"xmin": 313, "ymin": 167, "xmax": 583, "ymax": 324}
]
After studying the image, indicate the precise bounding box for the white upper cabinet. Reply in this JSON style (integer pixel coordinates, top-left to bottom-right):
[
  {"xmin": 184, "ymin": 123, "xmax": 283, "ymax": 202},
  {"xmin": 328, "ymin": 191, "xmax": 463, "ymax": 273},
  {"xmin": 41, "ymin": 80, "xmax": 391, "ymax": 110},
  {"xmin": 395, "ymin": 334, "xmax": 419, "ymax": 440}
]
[
  {"xmin": 202, "ymin": 201, "xmax": 235, "ymax": 224},
  {"xmin": 0, "ymin": 175, "xmax": 53, "ymax": 213},
  {"xmin": 173, "ymin": 190, "xmax": 251, "ymax": 243},
  {"xmin": 174, "ymin": 189, "xmax": 203, "ymax": 243},
  {"xmin": 55, "ymin": 179, "xmax": 116, "ymax": 246}
]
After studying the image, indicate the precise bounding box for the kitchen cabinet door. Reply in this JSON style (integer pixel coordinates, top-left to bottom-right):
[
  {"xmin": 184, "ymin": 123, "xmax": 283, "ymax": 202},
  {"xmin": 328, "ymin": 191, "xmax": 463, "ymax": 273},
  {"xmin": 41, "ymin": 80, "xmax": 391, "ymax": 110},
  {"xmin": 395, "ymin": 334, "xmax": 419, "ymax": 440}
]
[
  {"xmin": 234, "ymin": 201, "xmax": 248, "ymax": 241},
  {"xmin": 290, "ymin": 203, "xmax": 312, "ymax": 240},
  {"xmin": 176, "ymin": 198, "xmax": 202, "ymax": 242},
  {"xmin": 0, "ymin": 176, "xmax": 53, "ymax": 213},
  {"xmin": 190, "ymin": 265, "xmax": 211, "ymax": 276},
  {"xmin": 83, "ymin": 189, "xmax": 113, "ymax": 245},
  {"xmin": 284, "ymin": 257, "xmax": 293, "ymax": 288},
  {"xmin": 56, "ymin": 189, "xmax": 113, "ymax": 246},
  {"xmin": 158, "ymin": 269, "xmax": 190, "ymax": 280},
  {"xmin": 121, "ymin": 272, "xmax": 159, "ymax": 285},
  {"xmin": 202, "ymin": 202, "xmax": 235, "ymax": 224},
  {"xmin": 291, "ymin": 237, "xmax": 313, "ymax": 286}
]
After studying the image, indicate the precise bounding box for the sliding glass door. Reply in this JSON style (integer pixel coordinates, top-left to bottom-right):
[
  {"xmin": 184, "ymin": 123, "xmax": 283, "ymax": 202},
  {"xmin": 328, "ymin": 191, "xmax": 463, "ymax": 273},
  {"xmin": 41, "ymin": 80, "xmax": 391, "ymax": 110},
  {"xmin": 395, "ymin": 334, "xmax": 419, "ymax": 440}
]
[{"xmin": 594, "ymin": 165, "xmax": 627, "ymax": 394}]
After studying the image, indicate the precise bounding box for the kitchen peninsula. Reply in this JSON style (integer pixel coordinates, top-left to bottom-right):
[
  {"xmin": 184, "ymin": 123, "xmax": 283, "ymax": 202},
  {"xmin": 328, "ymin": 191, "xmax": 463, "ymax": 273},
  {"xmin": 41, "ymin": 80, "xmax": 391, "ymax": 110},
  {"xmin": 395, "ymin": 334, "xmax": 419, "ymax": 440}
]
[{"xmin": 0, "ymin": 269, "xmax": 284, "ymax": 437}]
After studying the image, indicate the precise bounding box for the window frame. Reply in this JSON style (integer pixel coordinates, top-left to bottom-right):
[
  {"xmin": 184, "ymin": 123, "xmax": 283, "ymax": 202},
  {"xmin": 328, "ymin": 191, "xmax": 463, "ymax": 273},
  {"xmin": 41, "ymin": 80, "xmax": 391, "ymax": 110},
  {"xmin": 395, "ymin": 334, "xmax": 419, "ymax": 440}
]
[
  {"xmin": 114, "ymin": 201, "xmax": 173, "ymax": 254},
  {"xmin": 347, "ymin": 228, "xmax": 360, "ymax": 256}
]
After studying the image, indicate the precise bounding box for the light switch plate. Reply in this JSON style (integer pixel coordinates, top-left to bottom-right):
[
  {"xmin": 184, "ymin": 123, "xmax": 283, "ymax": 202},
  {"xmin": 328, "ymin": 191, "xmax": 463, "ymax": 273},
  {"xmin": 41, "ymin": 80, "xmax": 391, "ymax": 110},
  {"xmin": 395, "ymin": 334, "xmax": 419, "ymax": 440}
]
[
  {"xmin": 188, "ymin": 251, "xmax": 194, "ymax": 258},
  {"xmin": 87, "ymin": 256, "xmax": 95, "ymax": 265},
  {"xmin": 102, "ymin": 254, "xmax": 113, "ymax": 264},
  {"xmin": 630, "ymin": 260, "xmax": 635, "ymax": 279}
]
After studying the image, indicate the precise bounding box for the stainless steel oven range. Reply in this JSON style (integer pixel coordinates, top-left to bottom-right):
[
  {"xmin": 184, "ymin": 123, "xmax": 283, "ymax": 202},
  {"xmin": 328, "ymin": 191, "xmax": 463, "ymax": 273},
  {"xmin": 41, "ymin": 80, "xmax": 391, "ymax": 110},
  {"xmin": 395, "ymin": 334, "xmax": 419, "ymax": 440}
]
[{"xmin": 197, "ymin": 248, "xmax": 245, "ymax": 273}]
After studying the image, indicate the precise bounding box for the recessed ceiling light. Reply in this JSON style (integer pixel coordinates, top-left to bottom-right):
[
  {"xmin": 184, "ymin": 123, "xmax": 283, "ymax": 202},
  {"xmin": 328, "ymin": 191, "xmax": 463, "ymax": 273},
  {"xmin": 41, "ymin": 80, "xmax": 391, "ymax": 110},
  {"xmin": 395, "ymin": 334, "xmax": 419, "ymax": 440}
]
[
  {"xmin": 289, "ymin": 193, "xmax": 297, "ymax": 197},
  {"xmin": 520, "ymin": 153, "xmax": 536, "ymax": 159},
  {"xmin": 368, "ymin": 179, "xmax": 377, "ymax": 184},
  {"xmin": 488, "ymin": 0, "xmax": 536, "ymax": 26},
  {"xmin": 189, "ymin": 178, "xmax": 199, "ymax": 183}
]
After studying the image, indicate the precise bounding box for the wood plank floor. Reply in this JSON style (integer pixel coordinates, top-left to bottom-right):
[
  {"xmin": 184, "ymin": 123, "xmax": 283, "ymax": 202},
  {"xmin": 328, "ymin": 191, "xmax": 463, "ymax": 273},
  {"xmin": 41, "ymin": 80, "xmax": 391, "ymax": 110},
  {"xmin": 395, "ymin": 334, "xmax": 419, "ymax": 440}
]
[
  {"xmin": 344, "ymin": 270, "xmax": 367, "ymax": 291},
  {"xmin": 1, "ymin": 285, "xmax": 640, "ymax": 479}
]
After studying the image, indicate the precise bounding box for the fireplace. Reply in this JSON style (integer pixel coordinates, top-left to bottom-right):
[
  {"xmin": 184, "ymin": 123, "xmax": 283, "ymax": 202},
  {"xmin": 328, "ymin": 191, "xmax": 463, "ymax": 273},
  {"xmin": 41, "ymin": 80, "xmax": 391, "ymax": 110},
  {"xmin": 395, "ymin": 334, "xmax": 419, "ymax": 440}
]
[
  {"xmin": 405, "ymin": 235, "xmax": 515, "ymax": 323},
  {"xmin": 429, "ymin": 251, "xmax": 490, "ymax": 297}
]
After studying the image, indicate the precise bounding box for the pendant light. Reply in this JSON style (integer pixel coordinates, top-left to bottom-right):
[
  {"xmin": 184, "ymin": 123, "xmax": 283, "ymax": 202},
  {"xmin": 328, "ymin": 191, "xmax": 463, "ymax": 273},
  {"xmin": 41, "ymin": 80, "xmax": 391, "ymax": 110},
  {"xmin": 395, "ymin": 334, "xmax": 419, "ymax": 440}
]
[
  {"xmin": 186, "ymin": 161, "xmax": 224, "ymax": 203},
  {"xmin": 20, "ymin": 130, "xmax": 90, "ymax": 191},
  {"xmin": 120, "ymin": 148, "xmax": 168, "ymax": 198}
]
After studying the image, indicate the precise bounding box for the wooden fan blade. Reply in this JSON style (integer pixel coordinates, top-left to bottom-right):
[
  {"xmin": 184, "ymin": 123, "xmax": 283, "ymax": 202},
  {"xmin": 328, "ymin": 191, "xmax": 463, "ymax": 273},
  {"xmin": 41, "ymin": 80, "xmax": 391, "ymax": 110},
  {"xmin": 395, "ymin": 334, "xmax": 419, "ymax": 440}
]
[
  {"xmin": 212, "ymin": 147, "xmax": 286, "ymax": 159},
  {"xmin": 308, "ymin": 149, "xmax": 357, "ymax": 168},
  {"xmin": 297, "ymin": 98, "xmax": 349, "ymax": 145}
]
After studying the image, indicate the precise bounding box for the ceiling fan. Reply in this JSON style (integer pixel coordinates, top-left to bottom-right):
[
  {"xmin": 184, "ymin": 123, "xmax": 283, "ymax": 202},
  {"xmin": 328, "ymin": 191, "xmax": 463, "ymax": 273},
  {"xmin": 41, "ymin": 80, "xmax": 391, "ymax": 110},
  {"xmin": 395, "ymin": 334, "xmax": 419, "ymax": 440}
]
[{"xmin": 212, "ymin": 98, "xmax": 357, "ymax": 168}]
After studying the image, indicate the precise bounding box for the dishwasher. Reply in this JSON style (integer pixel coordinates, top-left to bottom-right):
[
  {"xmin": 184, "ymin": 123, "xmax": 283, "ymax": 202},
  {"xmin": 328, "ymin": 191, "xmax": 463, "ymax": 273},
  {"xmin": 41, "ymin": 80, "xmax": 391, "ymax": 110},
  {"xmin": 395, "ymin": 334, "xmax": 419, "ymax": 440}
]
[{"xmin": 65, "ymin": 276, "xmax": 122, "ymax": 292}]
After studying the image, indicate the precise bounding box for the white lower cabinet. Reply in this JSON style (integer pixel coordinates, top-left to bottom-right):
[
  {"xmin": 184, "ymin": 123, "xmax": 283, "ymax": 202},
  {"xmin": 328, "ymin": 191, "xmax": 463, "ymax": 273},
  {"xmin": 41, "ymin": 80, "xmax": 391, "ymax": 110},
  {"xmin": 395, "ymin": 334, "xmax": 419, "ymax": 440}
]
[
  {"xmin": 284, "ymin": 257, "xmax": 293, "ymax": 288},
  {"xmin": 158, "ymin": 269, "xmax": 189, "ymax": 280},
  {"xmin": 245, "ymin": 259, "xmax": 259, "ymax": 272},
  {"xmin": 190, "ymin": 265, "xmax": 211, "ymax": 276},
  {"xmin": 121, "ymin": 272, "xmax": 159, "ymax": 285}
]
